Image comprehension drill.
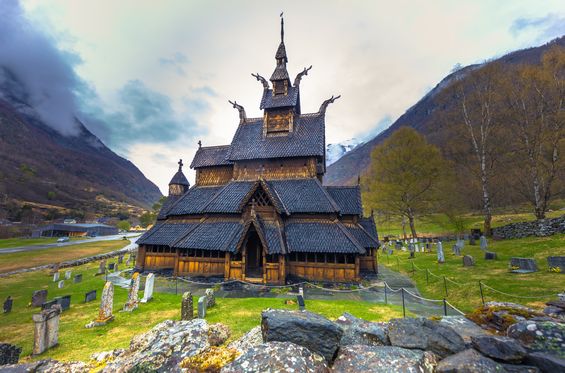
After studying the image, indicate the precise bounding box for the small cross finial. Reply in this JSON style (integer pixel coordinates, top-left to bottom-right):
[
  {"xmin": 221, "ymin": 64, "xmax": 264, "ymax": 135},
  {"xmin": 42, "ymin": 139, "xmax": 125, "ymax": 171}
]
[
  {"xmin": 280, "ymin": 12, "xmax": 284, "ymax": 42},
  {"xmin": 178, "ymin": 159, "xmax": 183, "ymax": 171},
  {"xmin": 198, "ymin": 140, "xmax": 202, "ymax": 149}
]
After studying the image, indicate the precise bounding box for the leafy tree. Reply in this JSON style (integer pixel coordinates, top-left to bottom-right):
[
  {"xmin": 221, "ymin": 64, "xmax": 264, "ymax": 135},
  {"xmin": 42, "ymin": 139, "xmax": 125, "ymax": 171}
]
[
  {"xmin": 139, "ymin": 212, "xmax": 156, "ymax": 228},
  {"xmin": 116, "ymin": 220, "xmax": 131, "ymax": 231},
  {"xmin": 363, "ymin": 127, "xmax": 454, "ymax": 238}
]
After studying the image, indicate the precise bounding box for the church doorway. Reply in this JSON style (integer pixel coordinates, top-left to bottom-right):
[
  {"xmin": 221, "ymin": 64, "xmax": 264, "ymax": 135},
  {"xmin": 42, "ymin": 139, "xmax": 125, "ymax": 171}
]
[{"xmin": 245, "ymin": 228, "xmax": 263, "ymax": 278}]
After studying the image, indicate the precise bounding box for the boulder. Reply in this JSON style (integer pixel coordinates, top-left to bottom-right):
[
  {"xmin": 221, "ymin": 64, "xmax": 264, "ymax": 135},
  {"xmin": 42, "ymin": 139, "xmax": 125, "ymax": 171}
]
[
  {"xmin": 439, "ymin": 316, "xmax": 491, "ymax": 347},
  {"xmin": 467, "ymin": 302, "xmax": 546, "ymax": 333},
  {"xmin": 501, "ymin": 363, "xmax": 540, "ymax": 372},
  {"xmin": 387, "ymin": 317, "xmax": 465, "ymax": 358},
  {"xmin": 0, "ymin": 359, "xmax": 91, "ymax": 372},
  {"xmin": 335, "ymin": 312, "xmax": 389, "ymax": 347},
  {"xmin": 436, "ymin": 349, "xmax": 506, "ymax": 373},
  {"xmin": 221, "ymin": 341, "xmax": 329, "ymax": 373},
  {"xmin": 261, "ymin": 309, "xmax": 342, "ymax": 362},
  {"xmin": 0, "ymin": 343, "xmax": 21, "ymax": 365},
  {"xmin": 507, "ymin": 320, "xmax": 565, "ymax": 358},
  {"xmin": 524, "ymin": 352, "xmax": 565, "ymax": 373},
  {"xmin": 227, "ymin": 326, "xmax": 263, "ymax": 355},
  {"xmin": 471, "ymin": 335, "xmax": 527, "ymax": 363},
  {"xmin": 331, "ymin": 345, "xmax": 438, "ymax": 373},
  {"xmin": 209, "ymin": 323, "xmax": 231, "ymax": 346}
]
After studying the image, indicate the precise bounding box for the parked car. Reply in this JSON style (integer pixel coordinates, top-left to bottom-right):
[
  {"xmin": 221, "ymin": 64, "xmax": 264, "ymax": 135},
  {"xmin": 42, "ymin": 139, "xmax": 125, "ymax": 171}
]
[{"xmin": 57, "ymin": 237, "xmax": 70, "ymax": 243}]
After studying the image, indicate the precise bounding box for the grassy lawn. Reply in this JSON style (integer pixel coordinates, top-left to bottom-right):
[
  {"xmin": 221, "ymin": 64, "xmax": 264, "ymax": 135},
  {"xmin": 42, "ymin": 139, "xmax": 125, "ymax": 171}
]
[
  {"xmin": 0, "ymin": 260, "xmax": 404, "ymax": 363},
  {"xmin": 380, "ymin": 234, "xmax": 565, "ymax": 312},
  {"xmin": 0, "ymin": 240, "xmax": 128, "ymax": 273},
  {"xmin": 0, "ymin": 236, "xmax": 86, "ymax": 250}
]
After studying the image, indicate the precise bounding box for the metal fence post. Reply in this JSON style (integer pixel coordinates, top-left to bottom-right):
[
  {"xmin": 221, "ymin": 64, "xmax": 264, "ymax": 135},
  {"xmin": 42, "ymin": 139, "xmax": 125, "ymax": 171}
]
[
  {"xmin": 443, "ymin": 298, "xmax": 448, "ymax": 316},
  {"xmin": 479, "ymin": 281, "xmax": 485, "ymax": 305},
  {"xmin": 443, "ymin": 276, "xmax": 448, "ymax": 297},
  {"xmin": 384, "ymin": 284, "xmax": 388, "ymax": 304},
  {"xmin": 401, "ymin": 288, "xmax": 406, "ymax": 318}
]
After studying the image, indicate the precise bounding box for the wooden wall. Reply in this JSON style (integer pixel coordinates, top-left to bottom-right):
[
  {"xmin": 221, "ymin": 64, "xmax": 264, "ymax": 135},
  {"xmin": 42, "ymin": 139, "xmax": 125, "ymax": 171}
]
[
  {"xmin": 177, "ymin": 257, "xmax": 224, "ymax": 276},
  {"xmin": 195, "ymin": 166, "xmax": 233, "ymax": 186},
  {"xmin": 144, "ymin": 253, "xmax": 176, "ymax": 270},
  {"xmin": 288, "ymin": 261, "xmax": 359, "ymax": 282},
  {"xmin": 359, "ymin": 249, "xmax": 377, "ymax": 272},
  {"xmin": 233, "ymin": 158, "xmax": 317, "ymax": 181}
]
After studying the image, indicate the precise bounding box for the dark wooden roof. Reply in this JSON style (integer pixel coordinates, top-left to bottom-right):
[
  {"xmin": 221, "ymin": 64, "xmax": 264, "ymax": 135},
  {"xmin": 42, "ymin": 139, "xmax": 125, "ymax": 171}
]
[
  {"xmin": 326, "ymin": 186, "xmax": 362, "ymax": 215},
  {"xmin": 137, "ymin": 222, "xmax": 197, "ymax": 246},
  {"xmin": 284, "ymin": 219, "xmax": 366, "ymax": 254},
  {"xmin": 257, "ymin": 216, "xmax": 286, "ymax": 254},
  {"xmin": 260, "ymin": 86, "xmax": 299, "ymax": 110},
  {"xmin": 174, "ymin": 220, "xmax": 243, "ymax": 252},
  {"xmin": 169, "ymin": 170, "xmax": 189, "ymax": 186},
  {"xmin": 165, "ymin": 186, "xmax": 223, "ymax": 216},
  {"xmin": 190, "ymin": 145, "xmax": 232, "ymax": 169},
  {"xmin": 346, "ymin": 223, "xmax": 380, "ymax": 249},
  {"xmin": 359, "ymin": 217, "xmax": 379, "ymax": 244},
  {"xmin": 266, "ymin": 179, "xmax": 340, "ymax": 214}
]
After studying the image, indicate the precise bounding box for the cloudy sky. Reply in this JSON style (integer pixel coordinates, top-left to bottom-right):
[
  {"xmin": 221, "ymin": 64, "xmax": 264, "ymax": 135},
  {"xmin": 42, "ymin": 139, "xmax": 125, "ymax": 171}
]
[{"xmin": 2, "ymin": 1, "xmax": 564, "ymax": 194}]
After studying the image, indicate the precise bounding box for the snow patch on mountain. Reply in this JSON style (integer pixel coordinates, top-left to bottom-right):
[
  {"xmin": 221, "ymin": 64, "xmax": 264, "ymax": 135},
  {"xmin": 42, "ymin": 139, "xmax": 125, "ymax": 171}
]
[{"xmin": 326, "ymin": 138, "xmax": 363, "ymax": 166}]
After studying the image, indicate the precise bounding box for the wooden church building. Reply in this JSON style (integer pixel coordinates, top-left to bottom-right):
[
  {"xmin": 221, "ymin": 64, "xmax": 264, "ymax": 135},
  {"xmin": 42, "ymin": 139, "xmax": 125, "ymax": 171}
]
[{"xmin": 136, "ymin": 17, "xmax": 379, "ymax": 284}]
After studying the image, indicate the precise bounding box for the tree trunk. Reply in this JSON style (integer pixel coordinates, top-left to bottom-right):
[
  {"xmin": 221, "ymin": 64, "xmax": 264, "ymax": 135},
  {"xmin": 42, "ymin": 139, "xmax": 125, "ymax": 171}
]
[
  {"xmin": 401, "ymin": 216, "xmax": 408, "ymax": 240},
  {"xmin": 408, "ymin": 213, "xmax": 418, "ymax": 239}
]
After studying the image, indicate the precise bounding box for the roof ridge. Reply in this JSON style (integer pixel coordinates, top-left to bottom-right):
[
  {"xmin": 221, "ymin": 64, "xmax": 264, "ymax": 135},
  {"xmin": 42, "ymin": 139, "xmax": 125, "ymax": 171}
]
[
  {"xmin": 334, "ymin": 219, "xmax": 366, "ymax": 254},
  {"xmin": 356, "ymin": 222, "xmax": 380, "ymax": 247},
  {"xmin": 198, "ymin": 144, "xmax": 231, "ymax": 150},
  {"xmin": 314, "ymin": 178, "xmax": 341, "ymax": 213},
  {"xmin": 171, "ymin": 218, "xmax": 207, "ymax": 248},
  {"xmin": 201, "ymin": 182, "xmax": 238, "ymax": 212},
  {"xmin": 261, "ymin": 180, "xmax": 288, "ymax": 215}
]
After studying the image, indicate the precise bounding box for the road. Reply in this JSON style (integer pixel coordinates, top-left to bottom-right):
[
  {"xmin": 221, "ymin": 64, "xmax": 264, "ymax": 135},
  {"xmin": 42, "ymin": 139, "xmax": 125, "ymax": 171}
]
[{"xmin": 0, "ymin": 233, "xmax": 141, "ymax": 254}]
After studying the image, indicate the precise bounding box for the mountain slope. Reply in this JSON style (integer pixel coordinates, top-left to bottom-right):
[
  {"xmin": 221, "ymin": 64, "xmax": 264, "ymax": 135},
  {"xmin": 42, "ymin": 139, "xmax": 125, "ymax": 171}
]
[
  {"xmin": 0, "ymin": 69, "xmax": 162, "ymax": 218},
  {"xmin": 325, "ymin": 36, "xmax": 565, "ymax": 186}
]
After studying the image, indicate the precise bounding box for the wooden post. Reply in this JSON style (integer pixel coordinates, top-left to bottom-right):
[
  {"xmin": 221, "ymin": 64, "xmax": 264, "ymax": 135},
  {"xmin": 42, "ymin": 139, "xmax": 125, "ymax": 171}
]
[
  {"xmin": 443, "ymin": 298, "xmax": 448, "ymax": 316},
  {"xmin": 355, "ymin": 255, "xmax": 360, "ymax": 281},
  {"xmin": 401, "ymin": 288, "xmax": 406, "ymax": 318},
  {"xmin": 224, "ymin": 252, "xmax": 231, "ymax": 280},
  {"xmin": 173, "ymin": 248, "xmax": 180, "ymax": 277},
  {"xmin": 479, "ymin": 281, "xmax": 485, "ymax": 305}
]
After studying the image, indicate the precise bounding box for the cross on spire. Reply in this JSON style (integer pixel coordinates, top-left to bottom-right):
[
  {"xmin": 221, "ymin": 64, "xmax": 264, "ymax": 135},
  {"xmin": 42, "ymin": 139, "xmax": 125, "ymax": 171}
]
[
  {"xmin": 178, "ymin": 159, "xmax": 183, "ymax": 172},
  {"xmin": 280, "ymin": 12, "xmax": 284, "ymax": 42}
]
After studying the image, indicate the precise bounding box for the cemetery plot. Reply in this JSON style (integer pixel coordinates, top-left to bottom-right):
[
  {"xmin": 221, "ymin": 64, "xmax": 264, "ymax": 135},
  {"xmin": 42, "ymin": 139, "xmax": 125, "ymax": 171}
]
[{"xmin": 509, "ymin": 257, "xmax": 538, "ymax": 273}]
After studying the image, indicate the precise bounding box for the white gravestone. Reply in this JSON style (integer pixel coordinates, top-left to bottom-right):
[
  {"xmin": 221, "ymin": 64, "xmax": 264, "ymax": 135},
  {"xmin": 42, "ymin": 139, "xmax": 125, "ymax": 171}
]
[{"xmin": 140, "ymin": 273, "xmax": 154, "ymax": 303}]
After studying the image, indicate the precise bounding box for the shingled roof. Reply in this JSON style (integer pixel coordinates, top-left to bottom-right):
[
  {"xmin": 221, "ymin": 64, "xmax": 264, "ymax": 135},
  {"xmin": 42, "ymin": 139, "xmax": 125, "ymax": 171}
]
[
  {"xmin": 345, "ymin": 223, "xmax": 380, "ymax": 249},
  {"xmin": 157, "ymin": 195, "xmax": 181, "ymax": 220},
  {"xmin": 190, "ymin": 145, "xmax": 232, "ymax": 169},
  {"xmin": 174, "ymin": 220, "xmax": 244, "ymax": 252},
  {"xmin": 359, "ymin": 217, "xmax": 379, "ymax": 244},
  {"xmin": 226, "ymin": 114, "xmax": 325, "ymax": 161},
  {"xmin": 326, "ymin": 186, "xmax": 362, "ymax": 215},
  {"xmin": 260, "ymin": 86, "xmax": 299, "ymax": 110},
  {"xmin": 267, "ymin": 178, "xmax": 339, "ymax": 214},
  {"xmin": 284, "ymin": 219, "xmax": 366, "ymax": 254},
  {"xmin": 166, "ymin": 186, "xmax": 223, "ymax": 216},
  {"xmin": 169, "ymin": 170, "xmax": 189, "ymax": 186},
  {"xmin": 257, "ymin": 216, "xmax": 286, "ymax": 254},
  {"xmin": 137, "ymin": 222, "xmax": 198, "ymax": 246},
  {"xmin": 201, "ymin": 181, "xmax": 255, "ymax": 213}
]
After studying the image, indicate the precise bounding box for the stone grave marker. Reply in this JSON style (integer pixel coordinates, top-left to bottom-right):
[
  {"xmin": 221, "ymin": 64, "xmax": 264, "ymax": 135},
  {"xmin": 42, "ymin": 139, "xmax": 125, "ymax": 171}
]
[
  {"xmin": 547, "ymin": 256, "xmax": 565, "ymax": 273},
  {"xmin": 108, "ymin": 263, "xmax": 115, "ymax": 271},
  {"xmin": 31, "ymin": 290, "xmax": 48, "ymax": 307},
  {"xmin": 484, "ymin": 251, "xmax": 497, "ymax": 260},
  {"xmin": 84, "ymin": 290, "xmax": 97, "ymax": 303},
  {"xmin": 197, "ymin": 296, "xmax": 207, "ymax": 318},
  {"xmin": 32, "ymin": 304, "xmax": 62, "ymax": 355},
  {"xmin": 118, "ymin": 255, "xmax": 123, "ymax": 264},
  {"xmin": 510, "ymin": 257, "xmax": 538, "ymax": 273},
  {"xmin": 114, "ymin": 263, "xmax": 119, "ymax": 272},
  {"xmin": 57, "ymin": 280, "xmax": 64, "ymax": 289},
  {"xmin": 41, "ymin": 299, "xmax": 57, "ymax": 310},
  {"xmin": 140, "ymin": 273, "xmax": 155, "ymax": 303},
  {"xmin": 55, "ymin": 295, "xmax": 71, "ymax": 311},
  {"xmin": 297, "ymin": 294, "xmax": 306, "ymax": 311},
  {"xmin": 3, "ymin": 296, "xmax": 13, "ymax": 313},
  {"xmin": 49, "ymin": 263, "xmax": 60, "ymax": 275},
  {"xmin": 96, "ymin": 260, "xmax": 106, "ymax": 276},
  {"xmin": 64, "ymin": 270, "xmax": 72, "ymax": 280},
  {"xmin": 85, "ymin": 282, "xmax": 114, "ymax": 328},
  {"xmin": 205, "ymin": 288, "xmax": 215, "ymax": 308},
  {"xmin": 437, "ymin": 242, "xmax": 445, "ymax": 264},
  {"xmin": 74, "ymin": 274, "xmax": 83, "ymax": 283},
  {"xmin": 181, "ymin": 291, "xmax": 193, "ymax": 321},
  {"xmin": 52, "ymin": 272, "xmax": 59, "ymax": 282},
  {"xmin": 0, "ymin": 342, "xmax": 22, "ymax": 365},
  {"xmin": 123, "ymin": 272, "xmax": 140, "ymax": 311},
  {"xmin": 463, "ymin": 255, "xmax": 475, "ymax": 267},
  {"xmin": 479, "ymin": 235, "xmax": 488, "ymax": 252}
]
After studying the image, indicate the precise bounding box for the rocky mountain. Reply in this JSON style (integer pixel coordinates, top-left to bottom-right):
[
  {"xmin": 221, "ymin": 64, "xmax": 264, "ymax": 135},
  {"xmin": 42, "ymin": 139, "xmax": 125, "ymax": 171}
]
[
  {"xmin": 325, "ymin": 36, "xmax": 565, "ymax": 186},
  {"xmin": 0, "ymin": 68, "xmax": 162, "ymax": 219},
  {"xmin": 326, "ymin": 138, "xmax": 362, "ymax": 166}
]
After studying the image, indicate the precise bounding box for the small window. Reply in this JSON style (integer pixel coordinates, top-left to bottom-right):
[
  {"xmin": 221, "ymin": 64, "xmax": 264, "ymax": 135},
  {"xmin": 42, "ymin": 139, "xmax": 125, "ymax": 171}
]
[{"xmin": 266, "ymin": 254, "xmax": 278, "ymax": 263}]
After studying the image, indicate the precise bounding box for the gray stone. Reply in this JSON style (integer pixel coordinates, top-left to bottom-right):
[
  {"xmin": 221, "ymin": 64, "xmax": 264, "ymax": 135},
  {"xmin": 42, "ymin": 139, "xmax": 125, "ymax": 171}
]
[
  {"xmin": 64, "ymin": 270, "xmax": 71, "ymax": 280},
  {"xmin": 547, "ymin": 256, "xmax": 565, "ymax": 273},
  {"xmin": 524, "ymin": 352, "xmax": 565, "ymax": 373},
  {"xmin": 436, "ymin": 349, "xmax": 506, "ymax": 373},
  {"xmin": 85, "ymin": 281, "xmax": 114, "ymax": 328},
  {"xmin": 41, "ymin": 299, "xmax": 57, "ymax": 310},
  {"xmin": 96, "ymin": 260, "xmax": 106, "ymax": 275},
  {"xmin": 227, "ymin": 326, "xmax": 263, "ymax": 355},
  {"xmin": 32, "ymin": 304, "xmax": 62, "ymax": 355},
  {"xmin": 31, "ymin": 290, "xmax": 47, "ymax": 307},
  {"xmin": 480, "ymin": 235, "xmax": 488, "ymax": 251},
  {"xmin": 123, "ymin": 272, "xmax": 140, "ymax": 312},
  {"xmin": 52, "ymin": 272, "xmax": 59, "ymax": 282},
  {"xmin": 439, "ymin": 316, "xmax": 490, "ymax": 347},
  {"xmin": 3, "ymin": 296, "xmax": 12, "ymax": 313},
  {"xmin": 57, "ymin": 280, "xmax": 64, "ymax": 289},
  {"xmin": 221, "ymin": 341, "xmax": 328, "ymax": 373},
  {"xmin": 297, "ymin": 294, "xmax": 306, "ymax": 310},
  {"xmin": 501, "ymin": 363, "xmax": 540, "ymax": 373},
  {"xmin": 0, "ymin": 343, "xmax": 22, "ymax": 365},
  {"xmin": 108, "ymin": 263, "xmax": 115, "ymax": 271},
  {"xmin": 261, "ymin": 309, "xmax": 343, "ymax": 363},
  {"xmin": 387, "ymin": 317, "xmax": 465, "ymax": 358},
  {"xmin": 437, "ymin": 241, "xmax": 445, "ymax": 263},
  {"xmin": 471, "ymin": 335, "xmax": 527, "ymax": 363},
  {"xmin": 73, "ymin": 274, "xmax": 82, "ymax": 283},
  {"xmin": 140, "ymin": 273, "xmax": 154, "ymax": 303},
  {"xmin": 485, "ymin": 251, "xmax": 498, "ymax": 260},
  {"xmin": 510, "ymin": 257, "xmax": 538, "ymax": 273},
  {"xmin": 118, "ymin": 255, "xmax": 123, "ymax": 264},
  {"xmin": 332, "ymin": 345, "xmax": 438, "ymax": 373},
  {"xmin": 181, "ymin": 291, "xmax": 193, "ymax": 321},
  {"xmin": 55, "ymin": 295, "xmax": 71, "ymax": 311},
  {"xmin": 197, "ymin": 296, "xmax": 207, "ymax": 318},
  {"xmin": 493, "ymin": 215, "xmax": 565, "ymax": 239},
  {"xmin": 336, "ymin": 312, "xmax": 389, "ymax": 347},
  {"xmin": 507, "ymin": 320, "xmax": 565, "ymax": 358},
  {"xmin": 463, "ymin": 255, "xmax": 475, "ymax": 267},
  {"xmin": 84, "ymin": 290, "xmax": 96, "ymax": 303},
  {"xmin": 205, "ymin": 288, "xmax": 215, "ymax": 308}
]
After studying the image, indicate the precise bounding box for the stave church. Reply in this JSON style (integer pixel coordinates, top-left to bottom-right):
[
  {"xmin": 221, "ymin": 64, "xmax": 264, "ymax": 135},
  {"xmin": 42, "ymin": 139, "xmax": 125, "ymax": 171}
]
[{"xmin": 136, "ymin": 17, "xmax": 380, "ymax": 284}]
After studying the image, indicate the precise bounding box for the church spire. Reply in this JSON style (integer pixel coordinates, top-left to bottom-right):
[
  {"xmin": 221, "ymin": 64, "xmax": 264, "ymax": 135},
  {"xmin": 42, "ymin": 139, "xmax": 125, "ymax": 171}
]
[
  {"xmin": 270, "ymin": 13, "xmax": 290, "ymax": 94},
  {"xmin": 169, "ymin": 158, "xmax": 190, "ymax": 196}
]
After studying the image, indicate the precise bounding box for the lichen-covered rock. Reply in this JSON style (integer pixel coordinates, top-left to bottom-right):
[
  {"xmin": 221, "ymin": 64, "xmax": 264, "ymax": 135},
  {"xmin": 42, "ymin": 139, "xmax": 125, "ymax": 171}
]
[
  {"xmin": 335, "ymin": 312, "xmax": 389, "ymax": 347},
  {"xmin": 227, "ymin": 326, "xmax": 262, "ymax": 355},
  {"xmin": 507, "ymin": 320, "xmax": 565, "ymax": 358},
  {"xmin": 387, "ymin": 317, "xmax": 465, "ymax": 358},
  {"xmin": 467, "ymin": 302, "xmax": 547, "ymax": 333},
  {"xmin": 436, "ymin": 348, "xmax": 506, "ymax": 373},
  {"xmin": 209, "ymin": 323, "xmax": 231, "ymax": 346},
  {"xmin": 0, "ymin": 359, "xmax": 92, "ymax": 372},
  {"xmin": 261, "ymin": 309, "xmax": 342, "ymax": 362},
  {"xmin": 331, "ymin": 345, "xmax": 438, "ymax": 373},
  {"xmin": 524, "ymin": 352, "xmax": 565, "ymax": 373},
  {"xmin": 181, "ymin": 346, "xmax": 240, "ymax": 372},
  {"xmin": 439, "ymin": 316, "xmax": 491, "ymax": 347},
  {"xmin": 471, "ymin": 335, "xmax": 527, "ymax": 363},
  {"xmin": 221, "ymin": 341, "xmax": 329, "ymax": 373},
  {"xmin": 100, "ymin": 319, "xmax": 212, "ymax": 372}
]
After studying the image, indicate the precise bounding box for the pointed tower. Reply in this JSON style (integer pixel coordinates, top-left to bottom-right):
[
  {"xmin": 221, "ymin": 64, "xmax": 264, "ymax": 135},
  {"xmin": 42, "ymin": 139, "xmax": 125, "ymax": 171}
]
[
  {"xmin": 270, "ymin": 16, "xmax": 290, "ymax": 95},
  {"xmin": 168, "ymin": 159, "xmax": 190, "ymax": 196}
]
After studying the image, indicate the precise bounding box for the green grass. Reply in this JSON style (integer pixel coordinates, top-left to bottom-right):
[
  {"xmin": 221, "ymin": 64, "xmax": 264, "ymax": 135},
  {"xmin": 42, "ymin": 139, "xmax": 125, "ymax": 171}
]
[
  {"xmin": 380, "ymin": 234, "xmax": 565, "ymax": 312},
  {"xmin": 0, "ymin": 237, "xmax": 85, "ymax": 250},
  {"xmin": 0, "ymin": 260, "xmax": 404, "ymax": 363},
  {"xmin": 0, "ymin": 240, "xmax": 128, "ymax": 273}
]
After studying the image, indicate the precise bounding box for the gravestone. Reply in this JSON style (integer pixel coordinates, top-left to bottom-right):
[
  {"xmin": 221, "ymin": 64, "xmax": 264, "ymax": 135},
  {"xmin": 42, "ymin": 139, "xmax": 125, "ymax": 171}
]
[
  {"xmin": 114, "ymin": 264, "xmax": 119, "ymax": 272},
  {"xmin": 85, "ymin": 282, "xmax": 114, "ymax": 328},
  {"xmin": 118, "ymin": 255, "xmax": 123, "ymax": 264},
  {"xmin": 126, "ymin": 256, "xmax": 131, "ymax": 266},
  {"xmin": 437, "ymin": 242, "xmax": 445, "ymax": 264},
  {"xmin": 52, "ymin": 272, "xmax": 59, "ymax": 282},
  {"xmin": 108, "ymin": 263, "xmax": 115, "ymax": 271},
  {"xmin": 32, "ymin": 304, "xmax": 62, "ymax": 355},
  {"xmin": 463, "ymin": 255, "xmax": 475, "ymax": 267},
  {"xmin": 480, "ymin": 235, "xmax": 488, "ymax": 252},
  {"xmin": 74, "ymin": 274, "xmax": 83, "ymax": 283},
  {"xmin": 547, "ymin": 256, "xmax": 565, "ymax": 273},
  {"xmin": 123, "ymin": 272, "xmax": 140, "ymax": 311},
  {"xmin": 55, "ymin": 295, "xmax": 71, "ymax": 311},
  {"xmin": 3, "ymin": 296, "xmax": 13, "ymax": 313},
  {"xmin": 197, "ymin": 296, "xmax": 207, "ymax": 318},
  {"xmin": 0, "ymin": 343, "xmax": 22, "ymax": 365},
  {"xmin": 57, "ymin": 280, "xmax": 64, "ymax": 289},
  {"xmin": 297, "ymin": 294, "xmax": 306, "ymax": 311},
  {"xmin": 140, "ymin": 273, "xmax": 155, "ymax": 303},
  {"xmin": 96, "ymin": 260, "xmax": 106, "ymax": 276},
  {"xmin": 181, "ymin": 291, "xmax": 193, "ymax": 321},
  {"xmin": 484, "ymin": 251, "xmax": 497, "ymax": 260},
  {"xmin": 84, "ymin": 290, "xmax": 97, "ymax": 303},
  {"xmin": 64, "ymin": 270, "xmax": 72, "ymax": 280},
  {"xmin": 510, "ymin": 257, "xmax": 538, "ymax": 273},
  {"xmin": 387, "ymin": 249, "xmax": 394, "ymax": 255},
  {"xmin": 395, "ymin": 241, "xmax": 402, "ymax": 250},
  {"xmin": 31, "ymin": 290, "xmax": 48, "ymax": 307},
  {"xmin": 41, "ymin": 300, "xmax": 57, "ymax": 310},
  {"xmin": 205, "ymin": 288, "xmax": 215, "ymax": 308}
]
